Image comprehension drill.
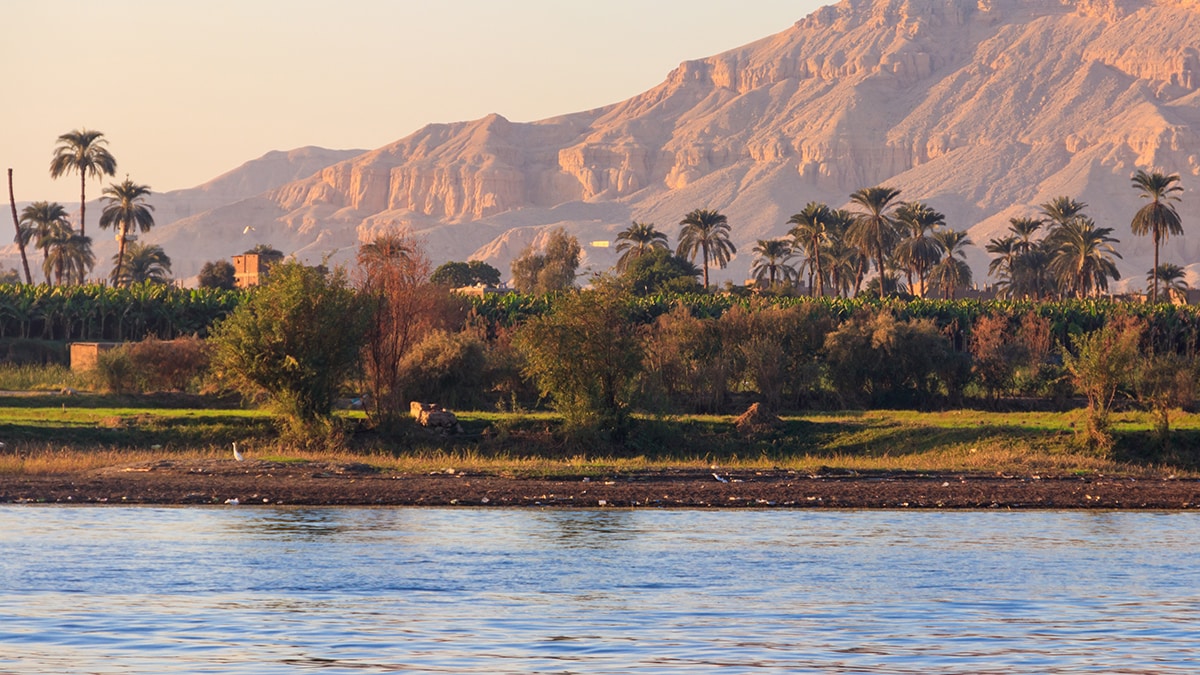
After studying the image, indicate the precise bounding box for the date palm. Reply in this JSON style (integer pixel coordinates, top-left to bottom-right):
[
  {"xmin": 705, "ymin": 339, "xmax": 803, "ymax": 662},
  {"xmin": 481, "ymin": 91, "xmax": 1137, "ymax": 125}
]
[
  {"xmin": 1131, "ymin": 169, "xmax": 1184, "ymax": 304},
  {"xmin": 893, "ymin": 201, "xmax": 945, "ymax": 297},
  {"xmin": 99, "ymin": 179, "xmax": 155, "ymax": 286},
  {"xmin": 677, "ymin": 209, "xmax": 736, "ymax": 289},
  {"xmin": 750, "ymin": 238, "xmax": 798, "ymax": 288},
  {"xmin": 49, "ymin": 129, "xmax": 117, "ymax": 237},
  {"xmin": 847, "ymin": 186, "xmax": 902, "ymax": 297},
  {"xmin": 1047, "ymin": 216, "xmax": 1122, "ymax": 298},
  {"xmin": 41, "ymin": 228, "xmax": 94, "ymax": 286},
  {"xmin": 1147, "ymin": 262, "xmax": 1189, "ymax": 304},
  {"xmin": 928, "ymin": 229, "xmax": 973, "ymax": 299},
  {"xmin": 1040, "ymin": 196, "xmax": 1087, "ymax": 229},
  {"xmin": 111, "ymin": 241, "xmax": 172, "ymax": 285},
  {"xmin": 19, "ymin": 201, "xmax": 72, "ymax": 284},
  {"xmin": 615, "ymin": 221, "xmax": 668, "ymax": 272},
  {"xmin": 787, "ymin": 202, "xmax": 832, "ymax": 296},
  {"xmin": 357, "ymin": 232, "xmax": 414, "ymax": 270},
  {"xmin": 1008, "ymin": 216, "xmax": 1043, "ymax": 254}
]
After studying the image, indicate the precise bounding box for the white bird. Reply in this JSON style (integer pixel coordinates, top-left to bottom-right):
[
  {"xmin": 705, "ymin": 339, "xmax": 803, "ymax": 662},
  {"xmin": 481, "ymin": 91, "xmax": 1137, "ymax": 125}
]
[
  {"xmin": 232, "ymin": 442, "xmax": 245, "ymax": 462},
  {"xmin": 224, "ymin": 498, "xmax": 240, "ymax": 505},
  {"xmin": 242, "ymin": 225, "xmax": 256, "ymax": 234},
  {"xmin": 713, "ymin": 473, "xmax": 729, "ymax": 483}
]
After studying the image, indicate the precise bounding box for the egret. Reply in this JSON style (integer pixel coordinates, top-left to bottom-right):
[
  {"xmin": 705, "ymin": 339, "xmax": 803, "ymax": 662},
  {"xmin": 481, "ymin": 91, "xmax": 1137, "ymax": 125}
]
[{"xmin": 232, "ymin": 442, "xmax": 245, "ymax": 462}]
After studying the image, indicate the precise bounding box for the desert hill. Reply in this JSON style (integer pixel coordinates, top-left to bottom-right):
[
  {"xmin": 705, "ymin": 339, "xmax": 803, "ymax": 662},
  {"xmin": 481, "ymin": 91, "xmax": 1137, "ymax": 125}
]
[{"xmin": 24, "ymin": 0, "xmax": 1200, "ymax": 287}]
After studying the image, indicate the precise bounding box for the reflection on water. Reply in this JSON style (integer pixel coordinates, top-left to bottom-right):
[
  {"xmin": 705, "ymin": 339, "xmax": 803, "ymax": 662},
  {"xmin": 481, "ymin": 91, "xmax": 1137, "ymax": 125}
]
[{"xmin": 1, "ymin": 508, "xmax": 1199, "ymax": 674}]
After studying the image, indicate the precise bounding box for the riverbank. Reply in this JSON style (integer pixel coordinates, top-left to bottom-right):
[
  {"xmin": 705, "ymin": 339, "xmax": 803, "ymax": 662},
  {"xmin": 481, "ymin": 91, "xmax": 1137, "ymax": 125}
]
[{"xmin": 3, "ymin": 459, "xmax": 1199, "ymax": 509}]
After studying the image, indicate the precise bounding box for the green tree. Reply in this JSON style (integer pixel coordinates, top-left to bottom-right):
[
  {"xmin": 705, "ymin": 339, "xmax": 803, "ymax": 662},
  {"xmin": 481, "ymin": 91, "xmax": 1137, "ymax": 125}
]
[
  {"xmin": 1040, "ymin": 196, "xmax": 1087, "ymax": 229},
  {"xmin": 511, "ymin": 228, "xmax": 580, "ymax": 294},
  {"xmin": 750, "ymin": 238, "xmax": 798, "ymax": 289},
  {"xmin": 893, "ymin": 201, "xmax": 945, "ymax": 297},
  {"xmin": 1047, "ymin": 216, "xmax": 1122, "ymax": 298},
  {"xmin": 514, "ymin": 288, "xmax": 643, "ymax": 438},
  {"xmin": 48, "ymin": 128, "xmax": 117, "ymax": 236},
  {"xmin": 111, "ymin": 241, "xmax": 172, "ymax": 285},
  {"xmin": 430, "ymin": 260, "xmax": 502, "ymax": 287},
  {"xmin": 198, "ymin": 260, "xmax": 237, "ymax": 290},
  {"xmin": 787, "ymin": 201, "xmax": 832, "ymax": 296},
  {"xmin": 1063, "ymin": 321, "xmax": 1141, "ymax": 450},
  {"xmin": 209, "ymin": 260, "xmax": 371, "ymax": 442},
  {"xmin": 614, "ymin": 221, "xmax": 669, "ymax": 273},
  {"xmin": 617, "ymin": 248, "xmax": 701, "ymax": 296},
  {"xmin": 846, "ymin": 186, "xmax": 902, "ymax": 297},
  {"xmin": 1147, "ymin": 262, "xmax": 1189, "ymax": 303},
  {"xmin": 677, "ymin": 209, "xmax": 736, "ymax": 289},
  {"xmin": 18, "ymin": 201, "xmax": 72, "ymax": 283},
  {"xmin": 1130, "ymin": 169, "xmax": 1184, "ymax": 304},
  {"xmin": 41, "ymin": 228, "xmax": 93, "ymax": 286},
  {"xmin": 928, "ymin": 229, "xmax": 973, "ymax": 299},
  {"xmin": 99, "ymin": 179, "xmax": 155, "ymax": 286}
]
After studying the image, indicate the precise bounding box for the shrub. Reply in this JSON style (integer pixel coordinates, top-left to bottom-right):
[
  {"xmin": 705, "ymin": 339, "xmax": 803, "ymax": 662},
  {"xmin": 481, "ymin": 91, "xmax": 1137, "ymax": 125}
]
[
  {"xmin": 1062, "ymin": 319, "xmax": 1142, "ymax": 450},
  {"xmin": 93, "ymin": 337, "xmax": 209, "ymax": 394},
  {"xmin": 396, "ymin": 328, "xmax": 489, "ymax": 410},
  {"xmin": 1133, "ymin": 352, "xmax": 1197, "ymax": 439},
  {"xmin": 642, "ymin": 303, "xmax": 732, "ymax": 413}
]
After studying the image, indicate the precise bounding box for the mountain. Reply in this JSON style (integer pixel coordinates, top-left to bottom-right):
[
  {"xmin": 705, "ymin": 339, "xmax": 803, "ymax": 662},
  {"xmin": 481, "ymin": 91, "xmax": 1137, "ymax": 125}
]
[{"xmin": 31, "ymin": 0, "xmax": 1200, "ymax": 287}]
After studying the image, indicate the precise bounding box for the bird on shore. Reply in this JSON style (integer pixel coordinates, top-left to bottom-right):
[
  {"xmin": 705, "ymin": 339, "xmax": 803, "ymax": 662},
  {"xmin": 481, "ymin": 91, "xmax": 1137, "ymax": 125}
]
[{"xmin": 232, "ymin": 442, "xmax": 245, "ymax": 462}]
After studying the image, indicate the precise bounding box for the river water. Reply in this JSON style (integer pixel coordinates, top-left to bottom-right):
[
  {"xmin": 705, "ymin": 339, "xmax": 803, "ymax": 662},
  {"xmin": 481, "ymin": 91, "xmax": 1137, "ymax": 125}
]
[{"xmin": 1, "ymin": 507, "xmax": 1198, "ymax": 674}]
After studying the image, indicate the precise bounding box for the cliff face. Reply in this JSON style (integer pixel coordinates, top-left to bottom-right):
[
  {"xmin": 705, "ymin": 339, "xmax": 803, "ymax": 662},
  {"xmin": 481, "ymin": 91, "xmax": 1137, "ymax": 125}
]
[{"xmin": 139, "ymin": 0, "xmax": 1200, "ymax": 284}]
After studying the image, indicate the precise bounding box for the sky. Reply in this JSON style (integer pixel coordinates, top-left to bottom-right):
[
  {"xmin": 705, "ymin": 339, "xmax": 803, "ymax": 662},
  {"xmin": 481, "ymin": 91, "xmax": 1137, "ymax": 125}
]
[{"xmin": 5, "ymin": 0, "xmax": 826, "ymax": 205}]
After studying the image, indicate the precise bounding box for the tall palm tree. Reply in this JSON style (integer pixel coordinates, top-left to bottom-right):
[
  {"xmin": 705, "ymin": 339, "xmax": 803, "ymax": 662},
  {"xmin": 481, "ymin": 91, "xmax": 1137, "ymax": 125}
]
[
  {"xmin": 787, "ymin": 202, "xmax": 832, "ymax": 296},
  {"xmin": 1131, "ymin": 169, "xmax": 1184, "ymax": 304},
  {"xmin": 614, "ymin": 221, "xmax": 669, "ymax": 272},
  {"xmin": 48, "ymin": 129, "xmax": 117, "ymax": 237},
  {"xmin": 1047, "ymin": 216, "xmax": 1122, "ymax": 298},
  {"xmin": 985, "ymin": 235, "xmax": 1018, "ymax": 296},
  {"xmin": 99, "ymin": 179, "xmax": 155, "ymax": 286},
  {"xmin": 928, "ymin": 230, "xmax": 974, "ymax": 299},
  {"xmin": 1040, "ymin": 196, "xmax": 1087, "ymax": 230},
  {"xmin": 750, "ymin": 238, "xmax": 798, "ymax": 288},
  {"xmin": 677, "ymin": 209, "xmax": 736, "ymax": 289},
  {"xmin": 41, "ymin": 228, "xmax": 94, "ymax": 286},
  {"xmin": 893, "ymin": 201, "xmax": 945, "ymax": 297},
  {"xmin": 1147, "ymin": 262, "xmax": 1190, "ymax": 303},
  {"xmin": 846, "ymin": 186, "xmax": 903, "ymax": 297},
  {"xmin": 7, "ymin": 170, "xmax": 32, "ymax": 284},
  {"xmin": 111, "ymin": 241, "xmax": 172, "ymax": 285},
  {"xmin": 1008, "ymin": 216, "xmax": 1043, "ymax": 254},
  {"xmin": 357, "ymin": 232, "xmax": 414, "ymax": 269},
  {"xmin": 18, "ymin": 201, "xmax": 73, "ymax": 283}
]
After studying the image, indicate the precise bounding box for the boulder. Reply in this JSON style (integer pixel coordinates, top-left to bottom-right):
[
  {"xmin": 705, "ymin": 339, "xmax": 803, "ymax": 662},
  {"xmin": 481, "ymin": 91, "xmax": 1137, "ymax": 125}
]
[{"xmin": 410, "ymin": 401, "xmax": 464, "ymax": 434}]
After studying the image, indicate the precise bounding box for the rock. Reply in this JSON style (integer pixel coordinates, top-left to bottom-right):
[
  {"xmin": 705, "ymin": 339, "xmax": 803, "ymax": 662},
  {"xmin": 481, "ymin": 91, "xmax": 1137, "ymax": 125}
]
[{"xmin": 410, "ymin": 401, "xmax": 464, "ymax": 434}]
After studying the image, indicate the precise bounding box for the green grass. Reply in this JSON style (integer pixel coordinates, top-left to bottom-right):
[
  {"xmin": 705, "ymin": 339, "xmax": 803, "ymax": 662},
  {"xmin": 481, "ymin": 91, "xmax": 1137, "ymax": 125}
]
[{"xmin": 0, "ymin": 364, "xmax": 86, "ymax": 392}]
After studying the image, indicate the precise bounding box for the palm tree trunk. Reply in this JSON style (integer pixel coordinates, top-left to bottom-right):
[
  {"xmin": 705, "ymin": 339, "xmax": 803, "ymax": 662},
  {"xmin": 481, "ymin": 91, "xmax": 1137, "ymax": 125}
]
[
  {"xmin": 7, "ymin": 169, "xmax": 32, "ymax": 284},
  {"xmin": 114, "ymin": 225, "xmax": 128, "ymax": 287},
  {"xmin": 876, "ymin": 249, "xmax": 887, "ymax": 297},
  {"xmin": 702, "ymin": 245, "xmax": 710, "ymax": 290},
  {"xmin": 1152, "ymin": 235, "xmax": 1161, "ymax": 304},
  {"xmin": 79, "ymin": 173, "xmax": 87, "ymax": 237}
]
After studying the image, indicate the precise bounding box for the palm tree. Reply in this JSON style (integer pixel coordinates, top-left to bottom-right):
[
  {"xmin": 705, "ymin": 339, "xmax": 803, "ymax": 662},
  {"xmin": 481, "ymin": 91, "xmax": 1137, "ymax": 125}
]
[
  {"xmin": 18, "ymin": 201, "xmax": 73, "ymax": 283},
  {"xmin": 98, "ymin": 179, "xmax": 155, "ymax": 286},
  {"xmin": 1040, "ymin": 196, "xmax": 1088, "ymax": 229},
  {"xmin": 1008, "ymin": 216, "xmax": 1043, "ymax": 254},
  {"xmin": 357, "ymin": 232, "xmax": 414, "ymax": 269},
  {"xmin": 677, "ymin": 209, "xmax": 736, "ymax": 289},
  {"xmin": 48, "ymin": 129, "xmax": 117, "ymax": 237},
  {"xmin": 41, "ymin": 228, "xmax": 94, "ymax": 286},
  {"xmin": 750, "ymin": 238, "xmax": 798, "ymax": 289},
  {"xmin": 1147, "ymin": 262, "xmax": 1190, "ymax": 304},
  {"xmin": 1047, "ymin": 216, "xmax": 1122, "ymax": 298},
  {"xmin": 928, "ymin": 230, "xmax": 974, "ymax": 299},
  {"xmin": 846, "ymin": 186, "xmax": 903, "ymax": 297},
  {"xmin": 1131, "ymin": 169, "xmax": 1184, "ymax": 304},
  {"xmin": 787, "ymin": 202, "xmax": 832, "ymax": 296},
  {"xmin": 614, "ymin": 221, "xmax": 669, "ymax": 272},
  {"xmin": 111, "ymin": 242, "xmax": 172, "ymax": 285},
  {"xmin": 893, "ymin": 201, "xmax": 945, "ymax": 297}
]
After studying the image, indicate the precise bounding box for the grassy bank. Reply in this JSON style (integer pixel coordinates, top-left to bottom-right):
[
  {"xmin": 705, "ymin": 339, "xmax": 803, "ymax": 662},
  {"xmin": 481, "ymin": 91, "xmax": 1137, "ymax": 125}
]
[{"xmin": 0, "ymin": 393, "xmax": 1196, "ymax": 478}]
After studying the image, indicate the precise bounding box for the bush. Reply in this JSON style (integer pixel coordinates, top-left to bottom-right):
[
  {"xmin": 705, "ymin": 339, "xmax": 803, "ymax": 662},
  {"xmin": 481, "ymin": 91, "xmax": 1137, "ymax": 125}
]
[
  {"xmin": 396, "ymin": 328, "xmax": 489, "ymax": 410},
  {"xmin": 642, "ymin": 303, "xmax": 732, "ymax": 413},
  {"xmin": 1062, "ymin": 318, "xmax": 1142, "ymax": 450},
  {"xmin": 93, "ymin": 337, "xmax": 210, "ymax": 394}
]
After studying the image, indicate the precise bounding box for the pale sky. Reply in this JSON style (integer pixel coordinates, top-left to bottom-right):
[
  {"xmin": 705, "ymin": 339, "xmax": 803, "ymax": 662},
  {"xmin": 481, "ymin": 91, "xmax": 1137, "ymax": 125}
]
[{"xmin": 5, "ymin": 0, "xmax": 826, "ymax": 205}]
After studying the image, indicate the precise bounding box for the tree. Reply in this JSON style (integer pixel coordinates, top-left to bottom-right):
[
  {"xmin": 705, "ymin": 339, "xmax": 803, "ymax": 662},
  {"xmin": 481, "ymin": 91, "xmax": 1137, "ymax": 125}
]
[
  {"xmin": 787, "ymin": 201, "xmax": 832, "ymax": 296},
  {"xmin": 822, "ymin": 209, "xmax": 860, "ymax": 297},
  {"xmin": 893, "ymin": 201, "xmax": 945, "ymax": 297},
  {"xmin": 198, "ymin": 260, "xmax": 237, "ymax": 290},
  {"xmin": 111, "ymin": 242, "xmax": 172, "ymax": 285},
  {"xmin": 511, "ymin": 228, "xmax": 581, "ymax": 294},
  {"xmin": 18, "ymin": 201, "xmax": 72, "ymax": 283},
  {"xmin": 614, "ymin": 221, "xmax": 669, "ymax": 272},
  {"xmin": 430, "ymin": 260, "xmax": 502, "ymax": 287},
  {"xmin": 677, "ymin": 209, "xmax": 736, "ymax": 289},
  {"xmin": 1147, "ymin": 262, "xmax": 1190, "ymax": 304},
  {"xmin": 846, "ymin": 186, "xmax": 902, "ymax": 297},
  {"xmin": 99, "ymin": 179, "xmax": 155, "ymax": 286},
  {"xmin": 1040, "ymin": 196, "xmax": 1087, "ymax": 229},
  {"xmin": 617, "ymin": 248, "xmax": 701, "ymax": 296},
  {"xmin": 40, "ymin": 227, "xmax": 93, "ymax": 286},
  {"xmin": 7, "ymin": 170, "xmax": 32, "ymax": 284},
  {"xmin": 209, "ymin": 260, "xmax": 372, "ymax": 443},
  {"xmin": 1047, "ymin": 216, "xmax": 1122, "ymax": 298},
  {"xmin": 514, "ymin": 288, "xmax": 643, "ymax": 438},
  {"xmin": 1130, "ymin": 169, "xmax": 1184, "ymax": 304},
  {"xmin": 1063, "ymin": 321, "xmax": 1141, "ymax": 450},
  {"xmin": 750, "ymin": 238, "xmax": 799, "ymax": 289},
  {"xmin": 928, "ymin": 230, "xmax": 974, "ymax": 299},
  {"xmin": 357, "ymin": 232, "xmax": 414, "ymax": 268},
  {"xmin": 48, "ymin": 128, "xmax": 117, "ymax": 236}
]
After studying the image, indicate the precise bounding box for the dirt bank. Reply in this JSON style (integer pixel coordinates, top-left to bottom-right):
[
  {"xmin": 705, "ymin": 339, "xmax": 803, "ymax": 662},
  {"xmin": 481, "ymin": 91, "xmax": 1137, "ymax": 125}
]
[{"xmin": 2, "ymin": 460, "xmax": 1199, "ymax": 509}]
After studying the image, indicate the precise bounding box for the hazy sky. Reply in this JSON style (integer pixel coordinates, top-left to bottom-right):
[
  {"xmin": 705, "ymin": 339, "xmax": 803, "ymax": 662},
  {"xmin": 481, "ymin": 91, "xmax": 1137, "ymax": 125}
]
[{"xmin": 6, "ymin": 0, "xmax": 826, "ymax": 205}]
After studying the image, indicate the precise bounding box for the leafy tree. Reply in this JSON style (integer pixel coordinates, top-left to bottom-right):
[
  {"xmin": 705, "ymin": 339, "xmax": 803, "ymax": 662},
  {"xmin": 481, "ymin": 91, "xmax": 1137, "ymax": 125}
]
[
  {"xmin": 1046, "ymin": 216, "xmax": 1121, "ymax": 298},
  {"xmin": 787, "ymin": 202, "xmax": 832, "ymax": 296},
  {"xmin": 928, "ymin": 229, "xmax": 973, "ymax": 299},
  {"xmin": 198, "ymin": 260, "xmax": 237, "ymax": 290},
  {"xmin": 430, "ymin": 260, "xmax": 502, "ymax": 287},
  {"xmin": 514, "ymin": 288, "xmax": 643, "ymax": 438},
  {"xmin": 1147, "ymin": 263, "xmax": 1189, "ymax": 303},
  {"xmin": 209, "ymin": 260, "xmax": 371, "ymax": 443},
  {"xmin": 41, "ymin": 227, "xmax": 93, "ymax": 286},
  {"xmin": 847, "ymin": 186, "xmax": 902, "ymax": 297},
  {"xmin": 99, "ymin": 179, "xmax": 155, "ymax": 286},
  {"xmin": 18, "ymin": 201, "xmax": 72, "ymax": 283},
  {"xmin": 1130, "ymin": 169, "xmax": 1184, "ymax": 304},
  {"xmin": 111, "ymin": 242, "xmax": 172, "ymax": 285},
  {"xmin": 1063, "ymin": 320, "xmax": 1141, "ymax": 450},
  {"xmin": 511, "ymin": 227, "xmax": 580, "ymax": 294},
  {"xmin": 618, "ymin": 248, "xmax": 701, "ymax": 296},
  {"xmin": 614, "ymin": 221, "xmax": 669, "ymax": 273},
  {"xmin": 750, "ymin": 238, "xmax": 798, "ymax": 289},
  {"xmin": 49, "ymin": 128, "xmax": 117, "ymax": 236},
  {"xmin": 677, "ymin": 209, "xmax": 736, "ymax": 289},
  {"xmin": 244, "ymin": 244, "xmax": 285, "ymax": 265},
  {"xmin": 893, "ymin": 201, "xmax": 945, "ymax": 297}
]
